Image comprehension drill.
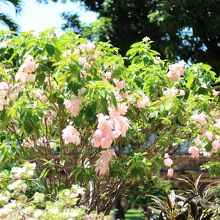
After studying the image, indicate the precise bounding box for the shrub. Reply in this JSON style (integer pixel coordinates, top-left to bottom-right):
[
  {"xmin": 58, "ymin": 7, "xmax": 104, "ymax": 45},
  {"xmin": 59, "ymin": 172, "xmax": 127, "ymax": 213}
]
[{"xmin": 0, "ymin": 30, "xmax": 219, "ymax": 214}]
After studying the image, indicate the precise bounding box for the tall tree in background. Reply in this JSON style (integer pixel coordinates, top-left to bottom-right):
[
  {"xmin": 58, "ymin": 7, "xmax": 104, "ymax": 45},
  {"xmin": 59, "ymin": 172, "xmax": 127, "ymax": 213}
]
[
  {"xmin": 0, "ymin": 0, "xmax": 22, "ymax": 31},
  {"xmin": 39, "ymin": 0, "xmax": 220, "ymax": 75}
]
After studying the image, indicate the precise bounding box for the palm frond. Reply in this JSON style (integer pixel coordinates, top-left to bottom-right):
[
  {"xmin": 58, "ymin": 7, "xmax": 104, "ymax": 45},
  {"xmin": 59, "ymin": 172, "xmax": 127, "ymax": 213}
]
[{"xmin": 0, "ymin": 13, "xmax": 19, "ymax": 31}]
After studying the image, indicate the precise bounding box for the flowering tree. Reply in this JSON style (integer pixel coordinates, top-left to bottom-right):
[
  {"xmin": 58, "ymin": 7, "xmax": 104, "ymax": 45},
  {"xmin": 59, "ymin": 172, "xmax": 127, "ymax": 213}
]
[{"xmin": 0, "ymin": 30, "xmax": 219, "ymax": 215}]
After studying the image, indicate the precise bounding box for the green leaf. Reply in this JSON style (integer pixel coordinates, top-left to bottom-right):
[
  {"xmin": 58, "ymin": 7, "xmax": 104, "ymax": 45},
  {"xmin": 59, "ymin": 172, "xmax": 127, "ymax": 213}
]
[
  {"xmin": 45, "ymin": 43, "xmax": 55, "ymax": 56},
  {"xmin": 39, "ymin": 167, "xmax": 50, "ymax": 179},
  {"xmin": 186, "ymin": 72, "xmax": 194, "ymax": 89},
  {"xmin": 110, "ymin": 92, "xmax": 117, "ymax": 109},
  {"xmin": 177, "ymin": 109, "xmax": 184, "ymax": 125}
]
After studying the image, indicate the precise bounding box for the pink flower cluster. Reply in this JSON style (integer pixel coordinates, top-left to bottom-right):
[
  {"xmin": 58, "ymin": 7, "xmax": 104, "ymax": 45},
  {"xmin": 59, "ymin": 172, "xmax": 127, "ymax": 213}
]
[
  {"xmin": 31, "ymin": 89, "xmax": 47, "ymax": 102},
  {"xmin": 164, "ymin": 153, "xmax": 174, "ymax": 177},
  {"xmin": 80, "ymin": 43, "xmax": 96, "ymax": 52},
  {"xmin": 62, "ymin": 125, "xmax": 81, "ymax": 145},
  {"xmin": 190, "ymin": 112, "xmax": 220, "ymax": 156},
  {"xmin": 164, "ymin": 153, "xmax": 173, "ymax": 167},
  {"xmin": 0, "ymin": 82, "xmax": 9, "ymax": 111},
  {"xmin": 79, "ymin": 57, "xmax": 91, "ymax": 69},
  {"xmin": 64, "ymin": 97, "xmax": 83, "ymax": 117},
  {"xmin": 92, "ymin": 104, "xmax": 130, "ymax": 149},
  {"xmin": 163, "ymin": 87, "xmax": 178, "ymax": 98},
  {"xmin": 16, "ymin": 55, "xmax": 38, "ymax": 83},
  {"xmin": 188, "ymin": 146, "xmax": 199, "ymax": 159},
  {"xmin": 212, "ymin": 135, "xmax": 220, "ymax": 153},
  {"xmin": 194, "ymin": 136, "xmax": 202, "ymax": 146},
  {"xmin": 104, "ymin": 71, "xmax": 112, "ymax": 80},
  {"xmin": 113, "ymin": 78, "xmax": 126, "ymax": 90},
  {"xmin": 95, "ymin": 149, "xmax": 115, "ymax": 175},
  {"xmin": 136, "ymin": 95, "xmax": 151, "ymax": 109},
  {"xmin": 191, "ymin": 113, "xmax": 207, "ymax": 126},
  {"xmin": 166, "ymin": 62, "xmax": 185, "ymax": 82}
]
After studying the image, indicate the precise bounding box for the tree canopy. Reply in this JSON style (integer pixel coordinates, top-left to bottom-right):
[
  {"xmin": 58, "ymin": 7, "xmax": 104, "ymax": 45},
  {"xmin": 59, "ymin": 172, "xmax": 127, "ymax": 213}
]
[
  {"xmin": 38, "ymin": 0, "xmax": 220, "ymax": 75},
  {"xmin": 0, "ymin": 0, "xmax": 22, "ymax": 31}
]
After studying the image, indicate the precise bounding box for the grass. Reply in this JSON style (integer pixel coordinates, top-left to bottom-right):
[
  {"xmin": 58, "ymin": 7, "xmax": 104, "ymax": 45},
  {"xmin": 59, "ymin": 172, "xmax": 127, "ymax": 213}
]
[
  {"xmin": 107, "ymin": 208, "xmax": 145, "ymax": 219},
  {"xmin": 125, "ymin": 209, "xmax": 144, "ymax": 220}
]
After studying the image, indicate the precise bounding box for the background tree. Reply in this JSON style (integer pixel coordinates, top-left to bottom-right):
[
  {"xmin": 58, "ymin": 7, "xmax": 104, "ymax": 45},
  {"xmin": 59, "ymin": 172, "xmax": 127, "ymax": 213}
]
[
  {"xmin": 0, "ymin": 0, "xmax": 22, "ymax": 31},
  {"xmin": 38, "ymin": 0, "xmax": 220, "ymax": 75}
]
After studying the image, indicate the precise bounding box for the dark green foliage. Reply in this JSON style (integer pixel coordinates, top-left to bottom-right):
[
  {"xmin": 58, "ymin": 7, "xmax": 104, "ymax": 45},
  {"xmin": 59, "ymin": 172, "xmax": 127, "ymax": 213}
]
[
  {"xmin": 0, "ymin": 0, "xmax": 22, "ymax": 31},
  {"xmin": 38, "ymin": 0, "xmax": 220, "ymax": 75}
]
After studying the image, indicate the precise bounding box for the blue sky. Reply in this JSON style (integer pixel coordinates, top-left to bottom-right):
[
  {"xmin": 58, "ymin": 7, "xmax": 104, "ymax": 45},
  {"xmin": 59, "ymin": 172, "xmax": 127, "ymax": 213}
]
[{"xmin": 0, "ymin": 0, "xmax": 97, "ymax": 34}]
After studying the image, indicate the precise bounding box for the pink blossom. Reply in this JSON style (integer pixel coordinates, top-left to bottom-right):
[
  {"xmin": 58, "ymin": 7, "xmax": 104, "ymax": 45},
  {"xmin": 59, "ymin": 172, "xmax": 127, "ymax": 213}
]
[
  {"xmin": 18, "ymin": 55, "xmax": 38, "ymax": 75},
  {"xmin": 113, "ymin": 79, "xmax": 126, "ymax": 90},
  {"xmin": 80, "ymin": 43, "xmax": 95, "ymax": 52},
  {"xmin": 114, "ymin": 91, "xmax": 122, "ymax": 102},
  {"xmin": 62, "ymin": 125, "xmax": 81, "ymax": 145},
  {"xmin": 83, "ymin": 62, "xmax": 91, "ymax": 69},
  {"xmin": 204, "ymin": 131, "xmax": 213, "ymax": 141},
  {"xmin": 212, "ymin": 89, "xmax": 219, "ymax": 96},
  {"xmin": 211, "ymin": 140, "xmax": 220, "ymax": 153},
  {"xmin": 164, "ymin": 153, "xmax": 170, "ymax": 159},
  {"xmin": 24, "ymin": 55, "xmax": 34, "ymax": 62},
  {"xmin": 79, "ymin": 57, "xmax": 87, "ymax": 65},
  {"xmin": 95, "ymin": 158, "xmax": 109, "ymax": 175},
  {"xmin": 167, "ymin": 168, "xmax": 174, "ymax": 177},
  {"xmin": 166, "ymin": 62, "xmax": 185, "ymax": 82},
  {"xmin": 0, "ymin": 82, "xmax": 9, "ymax": 111},
  {"xmin": 27, "ymin": 74, "xmax": 36, "ymax": 83},
  {"xmin": 112, "ymin": 116, "xmax": 130, "ymax": 138},
  {"xmin": 15, "ymin": 85, "xmax": 25, "ymax": 93},
  {"xmin": 136, "ymin": 96, "xmax": 150, "ymax": 109},
  {"xmin": 64, "ymin": 97, "xmax": 83, "ymax": 117},
  {"xmin": 191, "ymin": 113, "xmax": 207, "ymax": 126},
  {"xmin": 102, "ymin": 149, "xmax": 115, "ymax": 160},
  {"xmin": 194, "ymin": 136, "xmax": 202, "ymax": 146},
  {"xmin": 92, "ymin": 105, "xmax": 130, "ymax": 148},
  {"xmin": 108, "ymin": 105, "xmax": 130, "ymax": 138},
  {"xmin": 108, "ymin": 104, "xmax": 128, "ymax": 117},
  {"xmin": 91, "ymin": 114, "xmax": 114, "ymax": 149},
  {"xmin": 188, "ymin": 146, "xmax": 199, "ymax": 159},
  {"xmin": 16, "ymin": 72, "xmax": 36, "ymax": 83},
  {"xmin": 164, "ymin": 157, "xmax": 173, "ymax": 167},
  {"xmin": 0, "ymin": 82, "xmax": 9, "ymax": 91},
  {"xmin": 104, "ymin": 71, "xmax": 112, "ymax": 79},
  {"xmin": 95, "ymin": 149, "xmax": 115, "ymax": 175},
  {"xmin": 31, "ymin": 89, "xmax": 47, "ymax": 102},
  {"xmin": 163, "ymin": 87, "xmax": 178, "ymax": 98}
]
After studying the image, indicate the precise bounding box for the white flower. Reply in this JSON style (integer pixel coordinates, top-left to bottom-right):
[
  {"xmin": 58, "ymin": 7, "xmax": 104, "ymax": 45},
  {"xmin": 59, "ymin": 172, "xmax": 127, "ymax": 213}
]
[
  {"xmin": 179, "ymin": 90, "xmax": 185, "ymax": 96},
  {"xmin": 33, "ymin": 209, "xmax": 43, "ymax": 218},
  {"xmin": 8, "ymin": 179, "xmax": 27, "ymax": 192},
  {"xmin": 11, "ymin": 162, "xmax": 36, "ymax": 179},
  {"xmin": 142, "ymin": 36, "xmax": 150, "ymax": 42},
  {"xmin": 0, "ymin": 191, "xmax": 10, "ymax": 204}
]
